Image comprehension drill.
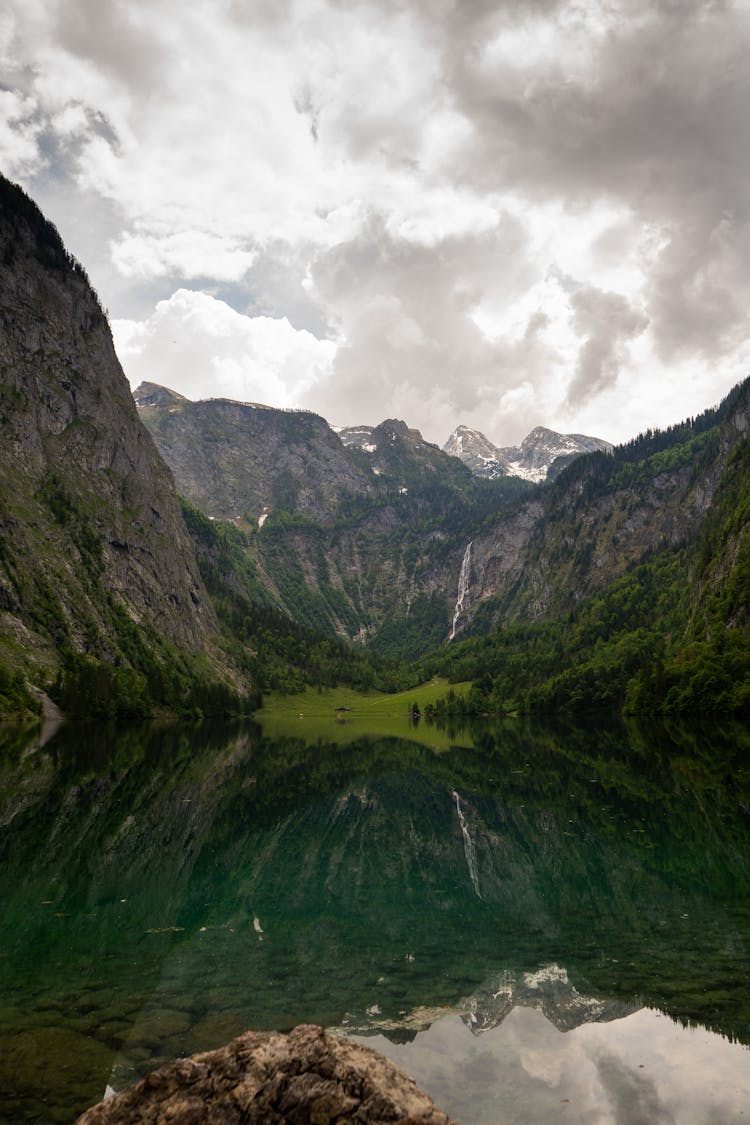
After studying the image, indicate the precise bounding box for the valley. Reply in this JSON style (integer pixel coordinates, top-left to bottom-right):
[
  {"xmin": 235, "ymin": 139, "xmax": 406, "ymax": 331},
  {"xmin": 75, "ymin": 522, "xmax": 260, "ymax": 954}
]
[
  {"xmin": 1, "ymin": 171, "xmax": 750, "ymax": 1125},
  {"xmin": 137, "ymin": 373, "xmax": 750, "ymax": 717},
  {"xmin": 1, "ymin": 171, "xmax": 749, "ymax": 721}
]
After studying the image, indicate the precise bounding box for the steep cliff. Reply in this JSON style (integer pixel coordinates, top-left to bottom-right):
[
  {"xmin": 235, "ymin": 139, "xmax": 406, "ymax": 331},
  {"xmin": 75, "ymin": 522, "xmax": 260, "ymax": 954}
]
[
  {"xmin": 426, "ymin": 379, "xmax": 750, "ymax": 713},
  {"xmin": 134, "ymin": 383, "xmax": 376, "ymax": 525},
  {"xmin": 0, "ymin": 176, "xmax": 221, "ymax": 706},
  {"xmin": 134, "ymin": 385, "xmax": 476, "ymax": 528},
  {"xmin": 457, "ymin": 379, "xmax": 750, "ymax": 633}
]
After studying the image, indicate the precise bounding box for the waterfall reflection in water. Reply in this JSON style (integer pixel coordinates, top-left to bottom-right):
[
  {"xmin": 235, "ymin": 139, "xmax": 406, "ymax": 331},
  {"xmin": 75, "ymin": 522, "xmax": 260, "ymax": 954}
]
[{"xmin": 452, "ymin": 789, "xmax": 483, "ymax": 900}]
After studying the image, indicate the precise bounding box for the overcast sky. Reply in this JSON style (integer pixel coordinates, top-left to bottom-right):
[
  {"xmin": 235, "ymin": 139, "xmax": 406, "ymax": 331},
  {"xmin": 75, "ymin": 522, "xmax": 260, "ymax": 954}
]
[{"xmin": 2, "ymin": 0, "xmax": 749, "ymax": 447}]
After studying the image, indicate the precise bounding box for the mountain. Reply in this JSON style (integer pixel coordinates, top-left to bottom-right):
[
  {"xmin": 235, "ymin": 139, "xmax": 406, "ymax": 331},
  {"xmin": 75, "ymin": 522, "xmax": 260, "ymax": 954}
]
[
  {"xmin": 135, "ymin": 388, "xmax": 474, "ymax": 527},
  {"xmin": 2, "ymin": 175, "xmax": 749, "ymax": 718},
  {"xmin": 444, "ymin": 386, "xmax": 750, "ymax": 635},
  {"xmin": 133, "ymin": 383, "xmax": 376, "ymax": 525},
  {"xmin": 133, "ymin": 388, "xmax": 485, "ymax": 659},
  {"xmin": 442, "ymin": 425, "xmax": 513, "ymax": 478},
  {"xmin": 132, "ymin": 371, "xmax": 750, "ymax": 718},
  {"xmin": 0, "ymin": 175, "xmax": 252, "ymax": 718},
  {"xmin": 443, "ymin": 424, "xmax": 613, "ymax": 482},
  {"xmin": 0, "ymin": 170, "xmax": 404, "ymax": 719},
  {"xmin": 433, "ymin": 378, "xmax": 750, "ymax": 713},
  {"xmin": 135, "ymin": 384, "xmax": 527, "ymax": 656}
]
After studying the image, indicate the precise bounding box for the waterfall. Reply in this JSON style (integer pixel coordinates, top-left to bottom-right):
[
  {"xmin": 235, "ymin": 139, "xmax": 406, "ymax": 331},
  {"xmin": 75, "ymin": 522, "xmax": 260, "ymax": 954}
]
[
  {"xmin": 453, "ymin": 789, "xmax": 482, "ymax": 899},
  {"xmin": 449, "ymin": 540, "xmax": 473, "ymax": 641}
]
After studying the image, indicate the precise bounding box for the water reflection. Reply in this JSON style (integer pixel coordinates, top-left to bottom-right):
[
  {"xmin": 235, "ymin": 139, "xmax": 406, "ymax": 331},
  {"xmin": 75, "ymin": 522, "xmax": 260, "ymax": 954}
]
[
  {"xmin": 357, "ymin": 1007, "xmax": 750, "ymax": 1125},
  {"xmin": 0, "ymin": 716, "xmax": 749, "ymax": 1122}
]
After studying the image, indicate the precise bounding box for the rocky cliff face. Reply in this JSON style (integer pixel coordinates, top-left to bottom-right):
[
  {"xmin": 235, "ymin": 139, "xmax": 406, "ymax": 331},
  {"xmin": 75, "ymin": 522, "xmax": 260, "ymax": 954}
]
[
  {"xmin": 134, "ymin": 383, "xmax": 376, "ymax": 526},
  {"xmin": 135, "ymin": 388, "xmax": 472, "ymax": 529},
  {"xmin": 133, "ymin": 388, "xmax": 483, "ymax": 651},
  {"xmin": 0, "ymin": 177, "xmax": 216, "ymax": 682},
  {"xmin": 453, "ymin": 392, "xmax": 749, "ymax": 634}
]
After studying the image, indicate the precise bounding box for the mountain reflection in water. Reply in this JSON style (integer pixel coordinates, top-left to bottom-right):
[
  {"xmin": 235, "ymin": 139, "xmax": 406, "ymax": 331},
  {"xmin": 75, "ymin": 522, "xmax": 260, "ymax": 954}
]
[
  {"xmin": 0, "ymin": 715, "xmax": 749, "ymax": 1123},
  {"xmin": 356, "ymin": 1006, "xmax": 750, "ymax": 1125}
]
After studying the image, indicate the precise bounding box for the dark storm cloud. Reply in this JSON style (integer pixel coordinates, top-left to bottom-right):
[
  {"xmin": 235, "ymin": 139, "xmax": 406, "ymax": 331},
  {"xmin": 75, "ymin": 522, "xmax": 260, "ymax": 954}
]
[
  {"xmin": 47, "ymin": 0, "xmax": 168, "ymax": 91},
  {"xmin": 433, "ymin": 0, "xmax": 750, "ymax": 362},
  {"xmin": 443, "ymin": 0, "xmax": 748, "ymax": 201},
  {"xmin": 357, "ymin": 0, "xmax": 565, "ymax": 26},
  {"xmin": 568, "ymin": 286, "xmax": 648, "ymax": 405}
]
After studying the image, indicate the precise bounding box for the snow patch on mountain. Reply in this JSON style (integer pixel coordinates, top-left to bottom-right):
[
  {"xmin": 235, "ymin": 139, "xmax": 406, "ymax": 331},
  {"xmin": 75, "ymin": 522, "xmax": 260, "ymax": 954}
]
[
  {"xmin": 443, "ymin": 424, "xmax": 612, "ymax": 482},
  {"xmin": 339, "ymin": 425, "xmax": 377, "ymax": 452}
]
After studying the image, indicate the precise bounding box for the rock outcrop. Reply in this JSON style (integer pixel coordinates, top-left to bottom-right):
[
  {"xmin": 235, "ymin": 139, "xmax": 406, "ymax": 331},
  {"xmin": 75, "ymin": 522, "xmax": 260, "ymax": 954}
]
[{"xmin": 75, "ymin": 1024, "xmax": 457, "ymax": 1124}]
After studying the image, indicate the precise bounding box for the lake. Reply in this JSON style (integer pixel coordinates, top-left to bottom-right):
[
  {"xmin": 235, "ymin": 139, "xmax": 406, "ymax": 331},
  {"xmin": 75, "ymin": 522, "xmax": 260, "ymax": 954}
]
[{"xmin": 1, "ymin": 713, "xmax": 749, "ymax": 1122}]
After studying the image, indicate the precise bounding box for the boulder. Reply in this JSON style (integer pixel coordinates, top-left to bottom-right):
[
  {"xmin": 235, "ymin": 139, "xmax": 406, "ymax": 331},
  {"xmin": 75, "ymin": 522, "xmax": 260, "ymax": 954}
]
[{"xmin": 76, "ymin": 1024, "xmax": 458, "ymax": 1124}]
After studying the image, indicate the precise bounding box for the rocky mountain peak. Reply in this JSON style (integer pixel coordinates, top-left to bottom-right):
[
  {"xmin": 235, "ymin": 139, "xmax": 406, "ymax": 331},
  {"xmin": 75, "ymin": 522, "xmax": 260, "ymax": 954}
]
[
  {"xmin": 373, "ymin": 418, "xmax": 431, "ymax": 448},
  {"xmin": 444, "ymin": 423, "xmax": 612, "ymax": 482},
  {"xmin": 443, "ymin": 425, "xmax": 512, "ymax": 478},
  {"xmin": 340, "ymin": 419, "xmax": 435, "ymax": 455},
  {"xmin": 337, "ymin": 424, "xmax": 376, "ymax": 452},
  {"xmin": 133, "ymin": 381, "xmax": 188, "ymax": 409}
]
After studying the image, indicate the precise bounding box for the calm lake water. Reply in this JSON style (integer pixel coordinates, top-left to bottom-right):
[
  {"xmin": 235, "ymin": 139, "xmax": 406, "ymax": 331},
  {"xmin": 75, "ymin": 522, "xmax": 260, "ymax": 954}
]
[{"xmin": 1, "ymin": 714, "xmax": 750, "ymax": 1123}]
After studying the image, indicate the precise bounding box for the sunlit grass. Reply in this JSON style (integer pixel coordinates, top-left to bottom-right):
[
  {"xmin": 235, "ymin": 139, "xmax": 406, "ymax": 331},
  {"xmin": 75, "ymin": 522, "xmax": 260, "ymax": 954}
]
[{"xmin": 255, "ymin": 678, "xmax": 473, "ymax": 750}]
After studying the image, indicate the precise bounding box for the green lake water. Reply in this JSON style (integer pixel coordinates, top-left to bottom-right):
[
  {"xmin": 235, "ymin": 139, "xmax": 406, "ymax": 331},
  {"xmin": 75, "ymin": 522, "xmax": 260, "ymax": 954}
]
[{"xmin": 1, "ymin": 714, "xmax": 750, "ymax": 1123}]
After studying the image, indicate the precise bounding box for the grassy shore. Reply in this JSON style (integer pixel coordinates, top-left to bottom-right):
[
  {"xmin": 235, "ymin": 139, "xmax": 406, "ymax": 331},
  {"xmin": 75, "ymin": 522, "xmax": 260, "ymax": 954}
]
[{"xmin": 255, "ymin": 678, "xmax": 473, "ymax": 750}]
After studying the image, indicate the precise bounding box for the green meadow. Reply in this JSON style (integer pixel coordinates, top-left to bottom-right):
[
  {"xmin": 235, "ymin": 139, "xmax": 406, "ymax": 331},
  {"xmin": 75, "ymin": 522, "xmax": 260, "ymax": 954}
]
[{"xmin": 255, "ymin": 678, "xmax": 473, "ymax": 750}]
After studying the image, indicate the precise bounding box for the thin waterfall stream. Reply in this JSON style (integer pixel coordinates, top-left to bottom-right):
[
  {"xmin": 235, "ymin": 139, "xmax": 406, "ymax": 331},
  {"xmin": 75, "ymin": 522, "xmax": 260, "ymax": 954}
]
[{"xmin": 449, "ymin": 540, "xmax": 473, "ymax": 641}]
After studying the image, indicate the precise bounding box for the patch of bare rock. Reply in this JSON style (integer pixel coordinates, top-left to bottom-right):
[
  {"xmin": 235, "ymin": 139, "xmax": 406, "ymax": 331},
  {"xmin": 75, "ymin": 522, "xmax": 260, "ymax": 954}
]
[{"xmin": 75, "ymin": 1024, "xmax": 458, "ymax": 1124}]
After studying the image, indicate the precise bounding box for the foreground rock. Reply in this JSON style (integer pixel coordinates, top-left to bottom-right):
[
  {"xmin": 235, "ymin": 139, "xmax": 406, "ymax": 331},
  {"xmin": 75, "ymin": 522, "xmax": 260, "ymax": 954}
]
[{"xmin": 76, "ymin": 1024, "xmax": 458, "ymax": 1124}]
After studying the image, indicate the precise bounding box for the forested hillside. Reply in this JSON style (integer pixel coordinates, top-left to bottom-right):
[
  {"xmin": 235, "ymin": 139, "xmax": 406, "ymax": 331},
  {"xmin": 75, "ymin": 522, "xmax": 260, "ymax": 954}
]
[{"xmin": 418, "ymin": 379, "xmax": 750, "ymax": 715}]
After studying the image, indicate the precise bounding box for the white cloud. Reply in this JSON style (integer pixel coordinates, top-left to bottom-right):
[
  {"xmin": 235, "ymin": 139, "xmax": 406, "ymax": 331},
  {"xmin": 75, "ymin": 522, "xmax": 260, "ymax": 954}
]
[
  {"xmin": 3, "ymin": 0, "xmax": 749, "ymax": 446},
  {"xmin": 51, "ymin": 101, "xmax": 89, "ymax": 136},
  {"xmin": 111, "ymin": 231, "xmax": 257, "ymax": 282},
  {"xmin": 112, "ymin": 288, "xmax": 336, "ymax": 407},
  {"xmin": 384, "ymin": 187, "xmax": 501, "ymax": 247},
  {"xmin": 0, "ymin": 89, "xmax": 43, "ymax": 177}
]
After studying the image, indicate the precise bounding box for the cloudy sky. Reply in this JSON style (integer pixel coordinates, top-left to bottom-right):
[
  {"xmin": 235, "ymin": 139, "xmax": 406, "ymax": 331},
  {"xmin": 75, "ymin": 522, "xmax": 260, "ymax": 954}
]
[{"xmin": 2, "ymin": 0, "xmax": 749, "ymax": 447}]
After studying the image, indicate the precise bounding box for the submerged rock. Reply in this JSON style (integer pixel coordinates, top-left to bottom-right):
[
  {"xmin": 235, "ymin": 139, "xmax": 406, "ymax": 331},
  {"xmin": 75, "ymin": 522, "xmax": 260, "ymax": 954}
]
[{"xmin": 75, "ymin": 1024, "xmax": 457, "ymax": 1124}]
